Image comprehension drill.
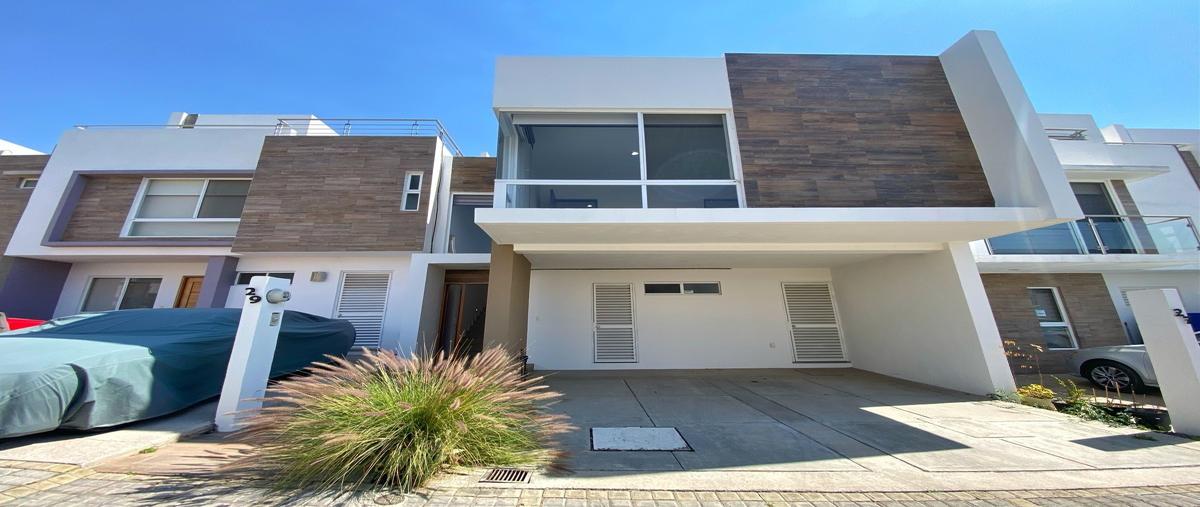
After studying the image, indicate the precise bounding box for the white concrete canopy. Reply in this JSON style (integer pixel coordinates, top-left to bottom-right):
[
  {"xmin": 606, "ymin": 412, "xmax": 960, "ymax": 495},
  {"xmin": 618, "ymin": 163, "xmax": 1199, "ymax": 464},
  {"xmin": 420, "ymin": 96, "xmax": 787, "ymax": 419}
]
[{"xmin": 476, "ymin": 207, "xmax": 1058, "ymax": 252}]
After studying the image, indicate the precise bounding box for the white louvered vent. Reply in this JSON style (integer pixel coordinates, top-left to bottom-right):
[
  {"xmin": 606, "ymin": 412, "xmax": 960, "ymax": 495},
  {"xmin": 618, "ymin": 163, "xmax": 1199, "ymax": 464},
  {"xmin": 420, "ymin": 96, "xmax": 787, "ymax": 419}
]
[
  {"xmin": 335, "ymin": 272, "xmax": 391, "ymax": 349},
  {"xmin": 593, "ymin": 283, "xmax": 636, "ymax": 363},
  {"xmin": 781, "ymin": 282, "xmax": 847, "ymax": 363},
  {"xmin": 453, "ymin": 194, "xmax": 494, "ymax": 206}
]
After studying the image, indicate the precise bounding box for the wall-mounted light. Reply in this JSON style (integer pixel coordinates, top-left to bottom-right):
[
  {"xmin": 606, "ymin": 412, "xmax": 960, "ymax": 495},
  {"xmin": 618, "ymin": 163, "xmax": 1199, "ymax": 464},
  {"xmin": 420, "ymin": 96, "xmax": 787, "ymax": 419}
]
[{"xmin": 310, "ymin": 271, "xmax": 328, "ymax": 282}]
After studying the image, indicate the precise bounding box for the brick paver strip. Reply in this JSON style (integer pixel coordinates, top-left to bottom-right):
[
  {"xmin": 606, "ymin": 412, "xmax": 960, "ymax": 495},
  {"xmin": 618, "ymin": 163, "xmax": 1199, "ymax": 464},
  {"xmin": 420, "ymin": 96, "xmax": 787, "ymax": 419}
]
[{"xmin": 0, "ymin": 463, "xmax": 1197, "ymax": 507}]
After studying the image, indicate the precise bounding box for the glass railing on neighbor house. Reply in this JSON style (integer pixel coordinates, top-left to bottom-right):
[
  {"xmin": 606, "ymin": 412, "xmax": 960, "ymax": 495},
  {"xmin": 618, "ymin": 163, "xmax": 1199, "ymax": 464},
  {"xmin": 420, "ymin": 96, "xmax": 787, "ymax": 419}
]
[{"xmin": 986, "ymin": 215, "xmax": 1200, "ymax": 255}]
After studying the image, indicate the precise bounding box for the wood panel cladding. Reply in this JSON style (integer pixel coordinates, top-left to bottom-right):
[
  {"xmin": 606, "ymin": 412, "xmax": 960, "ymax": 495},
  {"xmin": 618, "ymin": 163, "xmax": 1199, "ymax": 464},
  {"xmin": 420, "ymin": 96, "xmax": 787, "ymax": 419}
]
[
  {"xmin": 726, "ymin": 54, "xmax": 995, "ymax": 208},
  {"xmin": 450, "ymin": 157, "xmax": 496, "ymax": 194},
  {"xmin": 59, "ymin": 174, "xmax": 144, "ymax": 241},
  {"xmin": 232, "ymin": 136, "xmax": 437, "ymax": 253},
  {"xmin": 0, "ymin": 155, "xmax": 49, "ymax": 282}
]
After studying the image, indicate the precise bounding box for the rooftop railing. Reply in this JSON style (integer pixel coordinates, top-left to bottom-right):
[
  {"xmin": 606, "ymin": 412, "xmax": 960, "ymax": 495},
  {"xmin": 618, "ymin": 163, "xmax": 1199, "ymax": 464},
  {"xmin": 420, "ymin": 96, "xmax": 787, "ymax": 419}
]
[
  {"xmin": 987, "ymin": 214, "xmax": 1200, "ymax": 256},
  {"xmin": 74, "ymin": 118, "xmax": 463, "ymax": 156},
  {"xmin": 1045, "ymin": 128, "xmax": 1088, "ymax": 141}
]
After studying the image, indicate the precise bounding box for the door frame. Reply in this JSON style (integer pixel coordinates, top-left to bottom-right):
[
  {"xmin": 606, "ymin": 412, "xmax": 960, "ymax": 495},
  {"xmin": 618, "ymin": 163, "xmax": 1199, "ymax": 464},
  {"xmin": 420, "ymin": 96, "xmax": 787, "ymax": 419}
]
[{"xmin": 436, "ymin": 280, "xmax": 489, "ymax": 355}]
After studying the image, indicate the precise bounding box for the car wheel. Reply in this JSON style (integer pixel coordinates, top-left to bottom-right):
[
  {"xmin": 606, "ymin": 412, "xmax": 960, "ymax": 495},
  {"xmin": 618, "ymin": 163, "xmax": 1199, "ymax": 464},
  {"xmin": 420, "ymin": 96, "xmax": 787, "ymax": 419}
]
[{"xmin": 1084, "ymin": 360, "xmax": 1147, "ymax": 394}]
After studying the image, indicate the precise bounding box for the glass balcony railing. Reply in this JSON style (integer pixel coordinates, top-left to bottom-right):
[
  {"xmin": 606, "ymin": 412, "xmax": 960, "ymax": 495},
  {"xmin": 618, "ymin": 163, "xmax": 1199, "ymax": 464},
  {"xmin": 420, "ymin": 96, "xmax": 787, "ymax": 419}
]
[{"xmin": 986, "ymin": 215, "xmax": 1200, "ymax": 256}]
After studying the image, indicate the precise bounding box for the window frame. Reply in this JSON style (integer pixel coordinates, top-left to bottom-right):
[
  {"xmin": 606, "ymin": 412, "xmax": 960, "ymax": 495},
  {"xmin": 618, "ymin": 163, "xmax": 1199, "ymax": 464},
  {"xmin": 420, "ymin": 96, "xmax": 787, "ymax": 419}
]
[
  {"xmin": 18, "ymin": 177, "xmax": 37, "ymax": 189},
  {"xmin": 642, "ymin": 281, "xmax": 722, "ymax": 296},
  {"xmin": 122, "ymin": 177, "xmax": 252, "ymax": 238},
  {"xmin": 495, "ymin": 110, "xmax": 746, "ymax": 209},
  {"xmin": 1027, "ymin": 287, "xmax": 1079, "ymax": 350},
  {"xmin": 401, "ymin": 172, "xmax": 423, "ymax": 211},
  {"xmin": 79, "ymin": 275, "xmax": 164, "ymax": 313},
  {"xmin": 234, "ymin": 272, "xmax": 296, "ymax": 285}
]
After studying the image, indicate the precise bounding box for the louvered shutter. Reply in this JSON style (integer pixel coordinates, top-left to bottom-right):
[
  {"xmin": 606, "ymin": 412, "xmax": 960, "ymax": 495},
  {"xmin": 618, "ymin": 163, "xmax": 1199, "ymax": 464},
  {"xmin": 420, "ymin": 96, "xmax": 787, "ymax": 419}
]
[
  {"xmin": 593, "ymin": 283, "xmax": 637, "ymax": 363},
  {"xmin": 452, "ymin": 194, "xmax": 494, "ymax": 206},
  {"xmin": 782, "ymin": 282, "xmax": 847, "ymax": 363},
  {"xmin": 335, "ymin": 272, "xmax": 391, "ymax": 349}
]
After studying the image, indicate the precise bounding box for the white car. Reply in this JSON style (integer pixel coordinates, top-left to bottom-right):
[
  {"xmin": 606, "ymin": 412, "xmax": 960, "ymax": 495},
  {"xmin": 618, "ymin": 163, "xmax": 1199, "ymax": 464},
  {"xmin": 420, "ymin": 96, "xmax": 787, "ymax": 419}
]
[{"xmin": 1067, "ymin": 345, "xmax": 1157, "ymax": 393}]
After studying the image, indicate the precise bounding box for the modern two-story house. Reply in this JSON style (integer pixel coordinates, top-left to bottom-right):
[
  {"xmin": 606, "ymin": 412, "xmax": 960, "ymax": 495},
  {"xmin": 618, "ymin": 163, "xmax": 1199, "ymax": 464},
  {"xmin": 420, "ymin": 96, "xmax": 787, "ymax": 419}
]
[
  {"xmin": 1, "ymin": 30, "xmax": 1151, "ymax": 397},
  {"xmin": 974, "ymin": 116, "xmax": 1200, "ymax": 372}
]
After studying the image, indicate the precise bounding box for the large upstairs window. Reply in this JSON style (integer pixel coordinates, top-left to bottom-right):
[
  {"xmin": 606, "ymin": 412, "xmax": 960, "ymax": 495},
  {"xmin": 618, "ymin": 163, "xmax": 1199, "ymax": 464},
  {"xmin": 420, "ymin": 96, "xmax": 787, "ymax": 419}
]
[
  {"xmin": 124, "ymin": 178, "xmax": 250, "ymax": 237},
  {"xmin": 498, "ymin": 113, "xmax": 739, "ymax": 208}
]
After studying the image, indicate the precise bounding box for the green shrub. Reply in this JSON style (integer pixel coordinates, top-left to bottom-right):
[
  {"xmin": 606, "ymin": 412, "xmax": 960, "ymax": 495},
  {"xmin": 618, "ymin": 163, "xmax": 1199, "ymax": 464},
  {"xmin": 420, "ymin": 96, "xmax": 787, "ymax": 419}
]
[{"xmin": 234, "ymin": 348, "xmax": 572, "ymax": 492}]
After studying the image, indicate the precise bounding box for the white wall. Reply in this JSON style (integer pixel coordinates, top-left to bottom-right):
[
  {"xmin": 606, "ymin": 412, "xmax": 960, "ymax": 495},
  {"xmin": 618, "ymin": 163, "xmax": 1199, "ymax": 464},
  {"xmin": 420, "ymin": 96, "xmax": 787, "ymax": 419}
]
[
  {"xmin": 1103, "ymin": 270, "xmax": 1200, "ymax": 341},
  {"xmin": 832, "ymin": 243, "xmax": 1016, "ymax": 395},
  {"xmin": 6, "ymin": 127, "xmax": 270, "ymax": 259},
  {"xmin": 939, "ymin": 31, "xmax": 1081, "ymax": 220},
  {"xmin": 527, "ymin": 268, "xmax": 831, "ymax": 370},
  {"xmin": 55, "ymin": 261, "xmax": 208, "ymax": 316},
  {"xmin": 494, "ymin": 57, "xmax": 732, "ymax": 111},
  {"xmin": 226, "ymin": 254, "xmax": 414, "ymax": 350}
]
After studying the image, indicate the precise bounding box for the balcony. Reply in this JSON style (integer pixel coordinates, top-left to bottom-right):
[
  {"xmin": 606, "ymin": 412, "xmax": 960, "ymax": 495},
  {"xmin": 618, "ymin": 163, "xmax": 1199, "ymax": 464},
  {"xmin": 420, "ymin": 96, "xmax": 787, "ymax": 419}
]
[{"xmin": 986, "ymin": 215, "xmax": 1200, "ymax": 256}]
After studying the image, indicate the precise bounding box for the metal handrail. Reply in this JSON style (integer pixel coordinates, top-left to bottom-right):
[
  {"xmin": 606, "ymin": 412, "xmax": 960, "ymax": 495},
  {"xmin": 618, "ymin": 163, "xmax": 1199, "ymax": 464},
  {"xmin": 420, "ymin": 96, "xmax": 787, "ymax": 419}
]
[
  {"xmin": 986, "ymin": 214, "xmax": 1200, "ymax": 255},
  {"xmin": 1045, "ymin": 128, "xmax": 1088, "ymax": 141},
  {"xmin": 75, "ymin": 118, "xmax": 464, "ymax": 156}
]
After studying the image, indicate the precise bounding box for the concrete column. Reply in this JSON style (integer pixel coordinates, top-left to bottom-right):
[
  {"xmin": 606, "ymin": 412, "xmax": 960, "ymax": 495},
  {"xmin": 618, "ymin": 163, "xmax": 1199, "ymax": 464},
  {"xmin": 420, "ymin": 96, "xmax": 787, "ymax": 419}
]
[
  {"xmin": 216, "ymin": 275, "xmax": 291, "ymax": 432},
  {"xmin": 483, "ymin": 242, "xmax": 531, "ymax": 356},
  {"xmin": 832, "ymin": 242, "xmax": 1016, "ymax": 395},
  {"xmin": 1128, "ymin": 289, "xmax": 1200, "ymax": 436},
  {"xmin": 195, "ymin": 256, "xmax": 239, "ymax": 308},
  {"xmin": 0, "ymin": 258, "xmax": 72, "ymax": 319}
]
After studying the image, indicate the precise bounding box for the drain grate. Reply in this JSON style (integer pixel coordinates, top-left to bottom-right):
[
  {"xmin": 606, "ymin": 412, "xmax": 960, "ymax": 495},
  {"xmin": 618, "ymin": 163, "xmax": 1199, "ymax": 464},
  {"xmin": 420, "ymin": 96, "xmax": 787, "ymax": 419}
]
[{"xmin": 480, "ymin": 468, "xmax": 530, "ymax": 484}]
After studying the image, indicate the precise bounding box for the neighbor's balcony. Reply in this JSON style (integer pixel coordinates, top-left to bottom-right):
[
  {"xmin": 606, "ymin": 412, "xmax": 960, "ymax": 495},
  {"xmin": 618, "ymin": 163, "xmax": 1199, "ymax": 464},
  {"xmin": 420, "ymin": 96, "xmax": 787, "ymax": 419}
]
[{"xmin": 986, "ymin": 215, "xmax": 1200, "ymax": 256}]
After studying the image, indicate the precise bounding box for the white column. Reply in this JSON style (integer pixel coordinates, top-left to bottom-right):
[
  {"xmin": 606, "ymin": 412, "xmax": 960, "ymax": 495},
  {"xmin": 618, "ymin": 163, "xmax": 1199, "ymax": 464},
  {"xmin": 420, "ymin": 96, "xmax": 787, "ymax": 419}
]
[
  {"xmin": 215, "ymin": 276, "xmax": 292, "ymax": 432},
  {"xmin": 1128, "ymin": 288, "xmax": 1200, "ymax": 435}
]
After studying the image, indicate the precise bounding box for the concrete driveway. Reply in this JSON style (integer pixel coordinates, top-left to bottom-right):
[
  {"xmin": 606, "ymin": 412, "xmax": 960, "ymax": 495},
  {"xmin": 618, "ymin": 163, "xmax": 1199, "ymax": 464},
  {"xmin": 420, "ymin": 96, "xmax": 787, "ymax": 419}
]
[{"xmin": 505, "ymin": 368, "xmax": 1200, "ymax": 491}]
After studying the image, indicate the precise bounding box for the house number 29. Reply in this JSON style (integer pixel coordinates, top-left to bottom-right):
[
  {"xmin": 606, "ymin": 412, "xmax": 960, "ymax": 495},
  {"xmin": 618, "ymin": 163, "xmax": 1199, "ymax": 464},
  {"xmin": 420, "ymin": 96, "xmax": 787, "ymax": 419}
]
[{"xmin": 244, "ymin": 287, "xmax": 262, "ymax": 304}]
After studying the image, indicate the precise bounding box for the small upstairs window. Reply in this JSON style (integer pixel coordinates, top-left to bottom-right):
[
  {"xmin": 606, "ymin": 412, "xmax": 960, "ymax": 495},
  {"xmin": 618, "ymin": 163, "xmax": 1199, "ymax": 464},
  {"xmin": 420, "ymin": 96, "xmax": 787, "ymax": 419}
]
[
  {"xmin": 125, "ymin": 178, "xmax": 251, "ymax": 237},
  {"xmin": 402, "ymin": 172, "xmax": 423, "ymax": 211},
  {"xmin": 644, "ymin": 282, "xmax": 721, "ymax": 295},
  {"xmin": 18, "ymin": 177, "xmax": 37, "ymax": 189}
]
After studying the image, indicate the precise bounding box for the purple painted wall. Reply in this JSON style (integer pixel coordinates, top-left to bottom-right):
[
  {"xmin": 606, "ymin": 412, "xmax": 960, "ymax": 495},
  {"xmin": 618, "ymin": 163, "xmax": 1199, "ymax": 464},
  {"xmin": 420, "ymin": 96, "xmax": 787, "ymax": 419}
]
[
  {"xmin": 0, "ymin": 257, "xmax": 72, "ymax": 319},
  {"xmin": 196, "ymin": 256, "xmax": 239, "ymax": 308}
]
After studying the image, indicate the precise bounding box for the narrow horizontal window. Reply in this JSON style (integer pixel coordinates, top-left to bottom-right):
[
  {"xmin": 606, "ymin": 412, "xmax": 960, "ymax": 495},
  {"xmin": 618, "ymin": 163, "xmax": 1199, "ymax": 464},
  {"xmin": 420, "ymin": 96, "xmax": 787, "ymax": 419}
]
[
  {"xmin": 683, "ymin": 282, "xmax": 721, "ymax": 294},
  {"xmin": 644, "ymin": 283, "xmax": 681, "ymax": 294},
  {"xmin": 235, "ymin": 272, "xmax": 295, "ymax": 285},
  {"xmin": 18, "ymin": 177, "xmax": 37, "ymax": 189}
]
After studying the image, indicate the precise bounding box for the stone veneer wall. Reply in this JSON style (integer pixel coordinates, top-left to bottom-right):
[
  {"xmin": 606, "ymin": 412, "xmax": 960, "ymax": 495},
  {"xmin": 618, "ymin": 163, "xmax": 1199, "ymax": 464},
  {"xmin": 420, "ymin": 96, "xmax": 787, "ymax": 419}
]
[
  {"xmin": 233, "ymin": 136, "xmax": 437, "ymax": 253},
  {"xmin": 726, "ymin": 53, "xmax": 995, "ymax": 208},
  {"xmin": 981, "ymin": 273, "xmax": 1129, "ymax": 374},
  {"xmin": 0, "ymin": 155, "xmax": 49, "ymax": 284}
]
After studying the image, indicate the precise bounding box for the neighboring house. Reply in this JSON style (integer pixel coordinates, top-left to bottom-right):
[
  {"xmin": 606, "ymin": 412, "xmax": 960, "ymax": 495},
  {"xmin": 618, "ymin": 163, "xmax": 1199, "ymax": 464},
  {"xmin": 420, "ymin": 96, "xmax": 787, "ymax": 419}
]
[
  {"xmin": 973, "ymin": 115, "xmax": 1200, "ymax": 373},
  {"xmin": 0, "ymin": 140, "xmax": 49, "ymax": 289},
  {"xmin": 1, "ymin": 29, "xmax": 1178, "ymax": 398}
]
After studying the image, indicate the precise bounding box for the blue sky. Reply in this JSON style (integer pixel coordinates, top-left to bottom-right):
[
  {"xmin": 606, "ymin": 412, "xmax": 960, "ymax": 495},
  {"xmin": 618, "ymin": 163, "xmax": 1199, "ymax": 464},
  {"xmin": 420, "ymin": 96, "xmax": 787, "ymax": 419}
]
[{"xmin": 2, "ymin": 1, "xmax": 1197, "ymax": 156}]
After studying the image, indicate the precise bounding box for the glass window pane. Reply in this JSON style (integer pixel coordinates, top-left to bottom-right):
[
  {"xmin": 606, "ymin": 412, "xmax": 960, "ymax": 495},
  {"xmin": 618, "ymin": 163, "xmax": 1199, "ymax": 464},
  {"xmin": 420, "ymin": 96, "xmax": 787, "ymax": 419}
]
[
  {"xmin": 197, "ymin": 195, "xmax": 247, "ymax": 218},
  {"xmin": 137, "ymin": 195, "xmax": 199, "ymax": 218},
  {"xmin": 145, "ymin": 179, "xmax": 204, "ymax": 196},
  {"xmin": 118, "ymin": 278, "xmax": 161, "ymax": 309},
  {"xmin": 81, "ymin": 278, "xmax": 124, "ymax": 312},
  {"xmin": 407, "ymin": 174, "xmax": 422, "ymax": 190},
  {"xmin": 1028, "ymin": 289, "xmax": 1065, "ymax": 323},
  {"xmin": 645, "ymin": 283, "xmax": 681, "ymax": 294},
  {"xmin": 987, "ymin": 223, "xmax": 1082, "ymax": 254},
  {"xmin": 1041, "ymin": 326, "xmax": 1075, "ymax": 349},
  {"xmin": 129, "ymin": 221, "xmax": 238, "ymax": 237},
  {"xmin": 204, "ymin": 180, "xmax": 251, "ymax": 196},
  {"xmin": 1070, "ymin": 182, "xmax": 1118, "ymax": 215},
  {"xmin": 515, "ymin": 125, "xmax": 641, "ymax": 180},
  {"xmin": 646, "ymin": 185, "xmax": 738, "ymax": 208},
  {"xmin": 506, "ymin": 184, "xmax": 642, "ymax": 209},
  {"xmin": 449, "ymin": 204, "xmax": 492, "ymax": 253},
  {"xmin": 683, "ymin": 282, "xmax": 720, "ymax": 294},
  {"xmin": 644, "ymin": 114, "xmax": 732, "ymax": 180},
  {"xmin": 404, "ymin": 193, "xmax": 420, "ymax": 210}
]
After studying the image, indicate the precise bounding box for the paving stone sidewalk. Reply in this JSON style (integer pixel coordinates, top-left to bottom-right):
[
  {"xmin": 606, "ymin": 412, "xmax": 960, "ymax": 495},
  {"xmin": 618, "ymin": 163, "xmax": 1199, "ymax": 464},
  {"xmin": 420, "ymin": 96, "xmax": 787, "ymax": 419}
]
[{"xmin": 1, "ymin": 460, "xmax": 1198, "ymax": 507}]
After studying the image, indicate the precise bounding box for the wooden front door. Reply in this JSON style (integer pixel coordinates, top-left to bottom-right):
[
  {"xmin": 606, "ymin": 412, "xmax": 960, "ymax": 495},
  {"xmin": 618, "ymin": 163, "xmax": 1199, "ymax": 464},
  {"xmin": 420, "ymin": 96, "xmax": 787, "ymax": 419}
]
[
  {"xmin": 175, "ymin": 276, "xmax": 205, "ymax": 308},
  {"xmin": 437, "ymin": 270, "xmax": 489, "ymax": 356}
]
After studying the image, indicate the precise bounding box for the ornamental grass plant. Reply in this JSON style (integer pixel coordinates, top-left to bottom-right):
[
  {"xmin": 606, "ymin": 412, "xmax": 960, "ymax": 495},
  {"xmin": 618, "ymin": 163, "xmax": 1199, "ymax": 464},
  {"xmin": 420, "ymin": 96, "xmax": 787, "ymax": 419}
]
[{"xmin": 233, "ymin": 348, "xmax": 572, "ymax": 492}]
